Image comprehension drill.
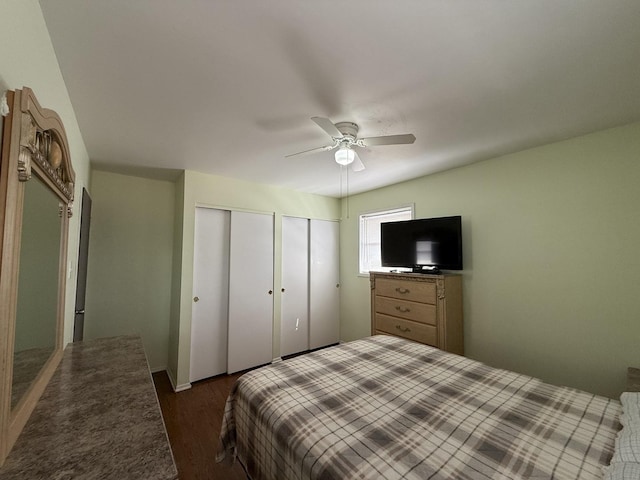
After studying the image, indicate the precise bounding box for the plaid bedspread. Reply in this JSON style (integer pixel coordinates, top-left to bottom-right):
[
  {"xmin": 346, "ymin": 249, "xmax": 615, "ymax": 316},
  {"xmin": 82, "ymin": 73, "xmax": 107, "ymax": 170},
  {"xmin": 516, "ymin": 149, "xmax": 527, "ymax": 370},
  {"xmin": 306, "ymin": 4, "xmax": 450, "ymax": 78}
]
[{"xmin": 217, "ymin": 335, "xmax": 620, "ymax": 480}]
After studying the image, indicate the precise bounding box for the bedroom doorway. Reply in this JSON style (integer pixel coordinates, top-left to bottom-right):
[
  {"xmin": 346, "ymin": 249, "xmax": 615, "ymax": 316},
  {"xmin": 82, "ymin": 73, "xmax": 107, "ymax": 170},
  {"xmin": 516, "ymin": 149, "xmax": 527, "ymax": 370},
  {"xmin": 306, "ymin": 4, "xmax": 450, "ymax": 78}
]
[{"xmin": 73, "ymin": 188, "xmax": 91, "ymax": 342}]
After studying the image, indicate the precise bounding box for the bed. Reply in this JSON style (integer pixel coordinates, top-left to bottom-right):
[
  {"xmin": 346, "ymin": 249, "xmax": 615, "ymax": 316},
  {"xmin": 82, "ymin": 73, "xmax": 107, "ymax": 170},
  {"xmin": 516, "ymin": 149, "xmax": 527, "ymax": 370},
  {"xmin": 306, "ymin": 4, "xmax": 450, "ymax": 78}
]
[{"xmin": 217, "ymin": 335, "xmax": 622, "ymax": 480}]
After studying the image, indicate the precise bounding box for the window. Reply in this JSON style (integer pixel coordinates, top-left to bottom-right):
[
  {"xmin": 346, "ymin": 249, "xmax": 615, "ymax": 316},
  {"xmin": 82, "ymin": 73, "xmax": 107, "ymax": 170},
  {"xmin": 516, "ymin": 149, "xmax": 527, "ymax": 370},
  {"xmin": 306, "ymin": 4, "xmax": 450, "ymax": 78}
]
[{"xmin": 359, "ymin": 205, "xmax": 413, "ymax": 274}]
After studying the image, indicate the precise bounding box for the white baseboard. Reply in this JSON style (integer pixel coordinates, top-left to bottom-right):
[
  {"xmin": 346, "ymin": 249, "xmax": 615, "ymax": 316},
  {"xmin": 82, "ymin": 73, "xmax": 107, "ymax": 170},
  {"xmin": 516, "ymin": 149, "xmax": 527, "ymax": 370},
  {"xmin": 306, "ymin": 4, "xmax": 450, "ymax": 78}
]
[
  {"xmin": 174, "ymin": 383, "xmax": 191, "ymax": 392},
  {"xmin": 166, "ymin": 367, "xmax": 191, "ymax": 392},
  {"xmin": 272, "ymin": 357, "xmax": 283, "ymax": 363}
]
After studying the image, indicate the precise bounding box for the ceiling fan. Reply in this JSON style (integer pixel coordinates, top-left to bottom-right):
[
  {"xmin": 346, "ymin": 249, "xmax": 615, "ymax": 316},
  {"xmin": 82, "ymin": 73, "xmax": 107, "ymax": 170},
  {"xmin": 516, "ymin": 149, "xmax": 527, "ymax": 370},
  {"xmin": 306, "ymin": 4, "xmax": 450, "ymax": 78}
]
[{"xmin": 286, "ymin": 116, "xmax": 416, "ymax": 171}]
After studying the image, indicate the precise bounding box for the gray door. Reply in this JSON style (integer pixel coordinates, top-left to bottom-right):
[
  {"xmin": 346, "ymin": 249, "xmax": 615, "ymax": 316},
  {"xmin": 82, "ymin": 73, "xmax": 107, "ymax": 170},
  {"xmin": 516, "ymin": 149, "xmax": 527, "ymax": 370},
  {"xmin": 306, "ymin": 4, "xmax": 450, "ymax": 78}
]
[{"xmin": 73, "ymin": 188, "xmax": 91, "ymax": 342}]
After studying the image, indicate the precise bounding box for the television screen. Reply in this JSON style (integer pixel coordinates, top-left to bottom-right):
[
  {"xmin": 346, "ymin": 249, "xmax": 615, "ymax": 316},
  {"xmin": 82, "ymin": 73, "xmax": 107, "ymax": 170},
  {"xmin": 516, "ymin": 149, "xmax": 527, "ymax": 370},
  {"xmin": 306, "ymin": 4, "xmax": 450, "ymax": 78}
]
[{"xmin": 381, "ymin": 216, "xmax": 462, "ymax": 271}]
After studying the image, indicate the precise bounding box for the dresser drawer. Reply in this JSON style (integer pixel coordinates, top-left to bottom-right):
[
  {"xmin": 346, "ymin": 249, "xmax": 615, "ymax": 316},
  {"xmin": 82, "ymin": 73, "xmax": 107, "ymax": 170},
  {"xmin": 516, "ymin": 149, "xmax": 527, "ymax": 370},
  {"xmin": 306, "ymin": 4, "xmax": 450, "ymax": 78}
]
[
  {"xmin": 375, "ymin": 278, "xmax": 436, "ymax": 304},
  {"xmin": 375, "ymin": 314, "xmax": 437, "ymax": 346},
  {"xmin": 375, "ymin": 296, "xmax": 436, "ymax": 325}
]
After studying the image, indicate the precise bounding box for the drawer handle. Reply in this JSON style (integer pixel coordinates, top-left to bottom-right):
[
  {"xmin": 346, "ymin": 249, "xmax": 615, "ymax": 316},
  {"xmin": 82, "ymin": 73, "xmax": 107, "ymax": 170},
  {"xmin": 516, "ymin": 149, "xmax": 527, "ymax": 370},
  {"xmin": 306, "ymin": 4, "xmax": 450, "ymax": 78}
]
[
  {"xmin": 395, "ymin": 287, "xmax": 410, "ymax": 294},
  {"xmin": 395, "ymin": 306, "xmax": 411, "ymax": 313},
  {"xmin": 395, "ymin": 325, "xmax": 411, "ymax": 333}
]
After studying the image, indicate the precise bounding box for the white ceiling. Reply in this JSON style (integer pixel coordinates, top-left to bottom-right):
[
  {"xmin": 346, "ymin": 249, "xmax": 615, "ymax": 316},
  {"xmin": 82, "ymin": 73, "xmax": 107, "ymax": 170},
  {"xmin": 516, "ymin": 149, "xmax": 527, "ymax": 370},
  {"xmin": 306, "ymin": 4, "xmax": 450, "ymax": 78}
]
[{"xmin": 39, "ymin": 0, "xmax": 640, "ymax": 197}]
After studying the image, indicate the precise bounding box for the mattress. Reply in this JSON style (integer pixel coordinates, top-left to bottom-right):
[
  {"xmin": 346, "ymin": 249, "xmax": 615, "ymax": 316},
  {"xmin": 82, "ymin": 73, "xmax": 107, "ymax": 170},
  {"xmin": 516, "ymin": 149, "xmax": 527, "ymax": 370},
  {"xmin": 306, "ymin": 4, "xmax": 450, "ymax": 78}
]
[{"xmin": 217, "ymin": 335, "xmax": 620, "ymax": 480}]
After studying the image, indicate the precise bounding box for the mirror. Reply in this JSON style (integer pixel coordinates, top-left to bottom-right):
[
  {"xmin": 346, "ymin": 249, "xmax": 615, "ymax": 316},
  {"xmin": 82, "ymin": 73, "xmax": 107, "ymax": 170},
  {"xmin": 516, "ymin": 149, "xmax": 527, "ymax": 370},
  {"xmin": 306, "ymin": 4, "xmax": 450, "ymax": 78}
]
[
  {"xmin": 11, "ymin": 175, "xmax": 62, "ymax": 408},
  {"xmin": 0, "ymin": 87, "xmax": 75, "ymax": 465}
]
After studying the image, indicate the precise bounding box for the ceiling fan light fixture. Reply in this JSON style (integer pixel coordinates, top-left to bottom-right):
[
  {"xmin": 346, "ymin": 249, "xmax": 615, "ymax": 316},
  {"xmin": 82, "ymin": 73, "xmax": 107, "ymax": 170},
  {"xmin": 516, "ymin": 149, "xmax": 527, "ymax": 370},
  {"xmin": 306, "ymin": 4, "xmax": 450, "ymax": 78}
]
[{"xmin": 335, "ymin": 146, "xmax": 355, "ymax": 166}]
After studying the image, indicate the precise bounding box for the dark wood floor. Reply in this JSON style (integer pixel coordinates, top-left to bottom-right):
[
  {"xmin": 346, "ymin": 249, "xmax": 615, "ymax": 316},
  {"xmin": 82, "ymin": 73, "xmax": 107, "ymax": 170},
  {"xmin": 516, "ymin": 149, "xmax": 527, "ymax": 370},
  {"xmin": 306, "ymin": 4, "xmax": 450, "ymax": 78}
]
[{"xmin": 153, "ymin": 371, "xmax": 247, "ymax": 480}]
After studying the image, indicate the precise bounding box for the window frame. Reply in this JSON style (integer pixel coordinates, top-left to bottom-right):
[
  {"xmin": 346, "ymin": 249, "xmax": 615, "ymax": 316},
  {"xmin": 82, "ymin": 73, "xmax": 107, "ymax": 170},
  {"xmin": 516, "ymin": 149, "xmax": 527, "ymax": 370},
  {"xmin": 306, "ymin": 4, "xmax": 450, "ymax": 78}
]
[{"xmin": 358, "ymin": 204, "xmax": 414, "ymax": 276}]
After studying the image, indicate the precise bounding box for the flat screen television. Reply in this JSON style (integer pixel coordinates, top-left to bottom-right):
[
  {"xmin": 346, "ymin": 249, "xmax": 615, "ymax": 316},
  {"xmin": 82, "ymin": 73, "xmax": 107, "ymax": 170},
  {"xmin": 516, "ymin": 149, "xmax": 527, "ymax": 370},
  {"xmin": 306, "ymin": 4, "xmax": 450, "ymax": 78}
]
[{"xmin": 381, "ymin": 215, "xmax": 462, "ymax": 272}]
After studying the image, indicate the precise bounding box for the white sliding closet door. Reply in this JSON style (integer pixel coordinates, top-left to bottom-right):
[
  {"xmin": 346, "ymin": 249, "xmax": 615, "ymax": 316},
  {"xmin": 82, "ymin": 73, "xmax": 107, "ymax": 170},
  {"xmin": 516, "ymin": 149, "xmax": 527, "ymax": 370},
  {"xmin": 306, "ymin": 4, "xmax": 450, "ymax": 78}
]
[
  {"xmin": 228, "ymin": 211, "xmax": 274, "ymax": 373},
  {"xmin": 309, "ymin": 219, "xmax": 340, "ymax": 349},
  {"xmin": 280, "ymin": 216, "xmax": 309, "ymax": 357},
  {"xmin": 190, "ymin": 208, "xmax": 230, "ymax": 382}
]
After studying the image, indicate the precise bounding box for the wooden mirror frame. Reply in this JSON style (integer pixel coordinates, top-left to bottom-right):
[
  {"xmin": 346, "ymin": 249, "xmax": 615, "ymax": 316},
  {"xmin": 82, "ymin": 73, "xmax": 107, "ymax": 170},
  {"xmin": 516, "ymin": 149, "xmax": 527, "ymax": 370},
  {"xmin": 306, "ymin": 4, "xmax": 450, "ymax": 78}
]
[{"xmin": 0, "ymin": 87, "xmax": 75, "ymax": 465}]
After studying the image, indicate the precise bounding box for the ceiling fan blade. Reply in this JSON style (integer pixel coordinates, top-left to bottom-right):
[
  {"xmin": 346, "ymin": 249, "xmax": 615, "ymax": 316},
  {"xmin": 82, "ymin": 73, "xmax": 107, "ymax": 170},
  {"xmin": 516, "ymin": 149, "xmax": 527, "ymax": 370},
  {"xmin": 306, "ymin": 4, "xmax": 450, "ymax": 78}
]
[
  {"xmin": 352, "ymin": 151, "xmax": 365, "ymax": 172},
  {"xmin": 285, "ymin": 144, "xmax": 334, "ymax": 158},
  {"xmin": 360, "ymin": 133, "xmax": 416, "ymax": 146},
  {"xmin": 311, "ymin": 116, "xmax": 343, "ymax": 139}
]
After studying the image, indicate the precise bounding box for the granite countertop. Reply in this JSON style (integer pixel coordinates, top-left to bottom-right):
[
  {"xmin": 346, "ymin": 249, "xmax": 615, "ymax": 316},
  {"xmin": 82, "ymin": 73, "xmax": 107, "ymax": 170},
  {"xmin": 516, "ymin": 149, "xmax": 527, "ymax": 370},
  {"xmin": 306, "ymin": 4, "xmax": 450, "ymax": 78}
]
[{"xmin": 0, "ymin": 335, "xmax": 178, "ymax": 480}]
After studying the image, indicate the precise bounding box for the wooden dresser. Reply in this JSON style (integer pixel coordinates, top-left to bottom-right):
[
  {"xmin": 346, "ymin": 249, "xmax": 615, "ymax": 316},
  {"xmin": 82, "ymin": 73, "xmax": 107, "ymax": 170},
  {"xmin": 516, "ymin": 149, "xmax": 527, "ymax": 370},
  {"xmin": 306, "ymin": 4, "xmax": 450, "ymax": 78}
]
[{"xmin": 370, "ymin": 271, "xmax": 464, "ymax": 355}]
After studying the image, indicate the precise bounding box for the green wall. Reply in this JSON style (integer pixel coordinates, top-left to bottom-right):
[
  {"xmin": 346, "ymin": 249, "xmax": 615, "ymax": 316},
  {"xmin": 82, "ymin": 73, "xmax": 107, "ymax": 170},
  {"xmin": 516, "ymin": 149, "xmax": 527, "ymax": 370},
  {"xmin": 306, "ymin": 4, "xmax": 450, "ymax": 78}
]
[
  {"xmin": 169, "ymin": 170, "xmax": 341, "ymax": 389},
  {"xmin": 0, "ymin": 0, "xmax": 91, "ymax": 345},
  {"xmin": 84, "ymin": 170, "xmax": 175, "ymax": 371},
  {"xmin": 340, "ymin": 122, "xmax": 640, "ymax": 398}
]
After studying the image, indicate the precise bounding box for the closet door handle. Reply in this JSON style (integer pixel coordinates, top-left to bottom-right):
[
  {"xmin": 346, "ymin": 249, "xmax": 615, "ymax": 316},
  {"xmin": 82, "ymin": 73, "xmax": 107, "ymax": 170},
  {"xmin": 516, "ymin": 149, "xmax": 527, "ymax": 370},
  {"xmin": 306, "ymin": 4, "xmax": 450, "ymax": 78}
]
[
  {"xmin": 193, "ymin": 296, "xmax": 199, "ymax": 302},
  {"xmin": 281, "ymin": 288, "xmax": 285, "ymax": 293},
  {"xmin": 268, "ymin": 290, "xmax": 273, "ymax": 295}
]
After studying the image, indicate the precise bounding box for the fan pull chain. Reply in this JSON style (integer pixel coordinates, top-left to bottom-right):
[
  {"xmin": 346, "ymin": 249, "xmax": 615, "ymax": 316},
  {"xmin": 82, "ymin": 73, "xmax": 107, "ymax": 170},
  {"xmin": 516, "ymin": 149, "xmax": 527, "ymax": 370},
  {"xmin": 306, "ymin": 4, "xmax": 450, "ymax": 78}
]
[
  {"xmin": 339, "ymin": 164, "xmax": 350, "ymax": 219},
  {"xmin": 345, "ymin": 164, "xmax": 350, "ymax": 219}
]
